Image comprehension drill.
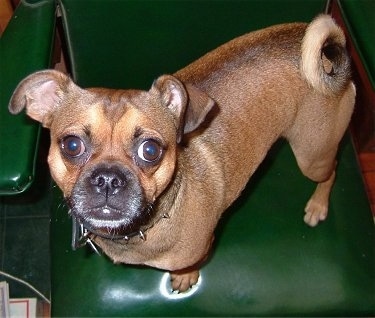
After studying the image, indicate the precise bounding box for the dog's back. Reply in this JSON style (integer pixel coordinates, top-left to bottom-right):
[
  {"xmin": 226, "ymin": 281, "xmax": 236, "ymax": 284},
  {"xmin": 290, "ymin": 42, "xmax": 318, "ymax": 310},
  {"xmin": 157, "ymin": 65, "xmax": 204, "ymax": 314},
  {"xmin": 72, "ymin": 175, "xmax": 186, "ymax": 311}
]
[{"xmin": 176, "ymin": 15, "xmax": 355, "ymax": 215}]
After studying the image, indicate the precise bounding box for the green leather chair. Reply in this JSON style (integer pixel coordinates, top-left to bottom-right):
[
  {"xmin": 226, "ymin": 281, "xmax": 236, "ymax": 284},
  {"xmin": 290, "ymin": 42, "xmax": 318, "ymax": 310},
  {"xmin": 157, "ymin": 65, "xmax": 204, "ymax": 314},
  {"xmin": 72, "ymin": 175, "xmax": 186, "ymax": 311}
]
[
  {"xmin": 1, "ymin": 0, "xmax": 374, "ymax": 316},
  {"xmin": 0, "ymin": 0, "xmax": 55, "ymax": 195},
  {"xmin": 0, "ymin": 0, "xmax": 56, "ymax": 300}
]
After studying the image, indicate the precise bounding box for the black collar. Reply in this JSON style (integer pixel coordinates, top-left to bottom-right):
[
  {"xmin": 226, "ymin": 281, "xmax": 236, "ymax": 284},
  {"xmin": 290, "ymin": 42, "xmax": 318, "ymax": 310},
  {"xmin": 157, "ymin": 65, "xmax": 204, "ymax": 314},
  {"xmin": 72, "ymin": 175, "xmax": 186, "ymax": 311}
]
[{"xmin": 71, "ymin": 212, "xmax": 170, "ymax": 255}]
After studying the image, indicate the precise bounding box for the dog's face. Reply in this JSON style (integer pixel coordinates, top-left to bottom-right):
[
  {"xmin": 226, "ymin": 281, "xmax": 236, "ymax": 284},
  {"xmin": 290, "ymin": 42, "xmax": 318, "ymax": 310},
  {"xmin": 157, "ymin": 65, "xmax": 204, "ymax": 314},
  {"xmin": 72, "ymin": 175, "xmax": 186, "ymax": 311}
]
[
  {"xmin": 50, "ymin": 88, "xmax": 179, "ymax": 235},
  {"xmin": 9, "ymin": 70, "xmax": 214, "ymax": 236}
]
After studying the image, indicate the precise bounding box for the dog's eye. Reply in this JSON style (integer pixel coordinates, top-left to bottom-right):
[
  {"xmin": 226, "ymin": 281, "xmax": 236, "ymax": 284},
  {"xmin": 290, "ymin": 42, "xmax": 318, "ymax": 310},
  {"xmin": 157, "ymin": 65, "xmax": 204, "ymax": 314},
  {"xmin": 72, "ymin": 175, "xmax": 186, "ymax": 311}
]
[
  {"xmin": 137, "ymin": 139, "xmax": 163, "ymax": 163},
  {"xmin": 61, "ymin": 136, "xmax": 86, "ymax": 158}
]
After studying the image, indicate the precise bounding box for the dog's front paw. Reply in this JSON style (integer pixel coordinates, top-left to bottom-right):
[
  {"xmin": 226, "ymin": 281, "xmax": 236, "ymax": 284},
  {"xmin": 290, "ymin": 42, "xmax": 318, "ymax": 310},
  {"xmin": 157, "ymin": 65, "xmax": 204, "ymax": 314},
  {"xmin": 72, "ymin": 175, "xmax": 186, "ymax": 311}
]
[
  {"xmin": 170, "ymin": 269, "xmax": 200, "ymax": 292},
  {"xmin": 304, "ymin": 199, "xmax": 328, "ymax": 227}
]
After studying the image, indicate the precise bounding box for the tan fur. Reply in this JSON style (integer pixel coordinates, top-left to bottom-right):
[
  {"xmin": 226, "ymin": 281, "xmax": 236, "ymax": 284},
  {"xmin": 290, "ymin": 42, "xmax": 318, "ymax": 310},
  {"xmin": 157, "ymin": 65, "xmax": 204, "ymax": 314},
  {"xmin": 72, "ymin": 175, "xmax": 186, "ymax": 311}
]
[{"xmin": 8, "ymin": 15, "xmax": 355, "ymax": 292}]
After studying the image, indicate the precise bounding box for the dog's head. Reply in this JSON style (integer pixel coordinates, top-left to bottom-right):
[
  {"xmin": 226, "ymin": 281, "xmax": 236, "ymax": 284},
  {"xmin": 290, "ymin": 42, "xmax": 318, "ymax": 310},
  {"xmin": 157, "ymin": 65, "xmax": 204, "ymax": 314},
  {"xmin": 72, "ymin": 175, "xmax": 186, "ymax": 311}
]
[{"xmin": 9, "ymin": 70, "xmax": 214, "ymax": 236}]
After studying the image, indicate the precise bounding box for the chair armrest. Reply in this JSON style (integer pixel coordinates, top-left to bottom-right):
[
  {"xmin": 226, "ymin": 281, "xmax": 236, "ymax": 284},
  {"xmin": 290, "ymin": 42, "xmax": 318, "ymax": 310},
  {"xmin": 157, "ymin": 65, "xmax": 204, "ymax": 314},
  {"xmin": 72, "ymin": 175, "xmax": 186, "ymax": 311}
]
[{"xmin": 0, "ymin": 0, "xmax": 56, "ymax": 195}]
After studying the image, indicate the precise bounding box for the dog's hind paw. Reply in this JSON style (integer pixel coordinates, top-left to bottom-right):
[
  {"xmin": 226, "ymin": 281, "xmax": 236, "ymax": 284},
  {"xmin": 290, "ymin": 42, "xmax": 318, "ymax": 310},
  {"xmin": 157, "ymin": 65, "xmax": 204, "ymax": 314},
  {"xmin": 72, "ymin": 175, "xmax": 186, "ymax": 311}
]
[
  {"xmin": 304, "ymin": 199, "xmax": 328, "ymax": 227},
  {"xmin": 170, "ymin": 269, "xmax": 200, "ymax": 292}
]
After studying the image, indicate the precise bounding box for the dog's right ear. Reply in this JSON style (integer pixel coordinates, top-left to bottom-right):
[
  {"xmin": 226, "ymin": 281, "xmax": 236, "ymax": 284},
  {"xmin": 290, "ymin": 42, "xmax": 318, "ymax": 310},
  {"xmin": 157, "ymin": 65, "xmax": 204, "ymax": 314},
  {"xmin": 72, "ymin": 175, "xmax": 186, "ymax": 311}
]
[{"xmin": 8, "ymin": 70, "xmax": 76, "ymax": 128}]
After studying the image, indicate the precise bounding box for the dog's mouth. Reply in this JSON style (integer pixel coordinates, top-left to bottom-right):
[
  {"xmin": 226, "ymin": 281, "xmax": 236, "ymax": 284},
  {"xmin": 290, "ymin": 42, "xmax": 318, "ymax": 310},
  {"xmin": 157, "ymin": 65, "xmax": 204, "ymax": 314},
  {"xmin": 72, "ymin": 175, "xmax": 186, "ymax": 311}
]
[
  {"xmin": 68, "ymin": 197, "xmax": 155, "ymax": 237},
  {"xmin": 87, "ymin": 205, "xmax": 129, "ymax": 226},
  {"xmin": 69, "ymin": 202, "xmax": 155, "ymax": 239}
]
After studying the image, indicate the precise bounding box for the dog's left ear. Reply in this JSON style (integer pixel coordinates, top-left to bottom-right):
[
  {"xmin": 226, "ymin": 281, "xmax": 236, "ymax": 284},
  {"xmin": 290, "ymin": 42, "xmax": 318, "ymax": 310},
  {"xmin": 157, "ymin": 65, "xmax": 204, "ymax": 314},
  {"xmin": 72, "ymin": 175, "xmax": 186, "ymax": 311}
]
[{"xmin": 152, "ymin": 75, "xmax": 215, "ymax": 143}]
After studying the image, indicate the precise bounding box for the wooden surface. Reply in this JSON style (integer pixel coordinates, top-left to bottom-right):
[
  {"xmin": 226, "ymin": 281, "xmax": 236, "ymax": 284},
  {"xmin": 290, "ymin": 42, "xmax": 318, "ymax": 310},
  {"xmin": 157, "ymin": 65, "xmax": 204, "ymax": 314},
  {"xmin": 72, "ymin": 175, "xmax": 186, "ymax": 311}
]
[
  {"xmin": 0, "ymin": 0, "xmax": 12, "ymax": 34},
  {"xmin": 358, "ymin": 152, "xmax": 375, "ymax": 215}
]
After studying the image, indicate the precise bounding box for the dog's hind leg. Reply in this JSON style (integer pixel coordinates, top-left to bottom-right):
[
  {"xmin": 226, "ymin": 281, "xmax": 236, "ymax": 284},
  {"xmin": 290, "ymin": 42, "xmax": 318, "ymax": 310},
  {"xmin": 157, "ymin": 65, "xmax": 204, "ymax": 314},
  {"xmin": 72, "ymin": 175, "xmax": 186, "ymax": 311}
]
[
  {"xmin": 303, "ymin": 163, "xmax": 336, "ymax": 227},
  {"xmin": 288, "ymin": 143, "xmax": 338, "ymax": 227},
  {"xmin": 286, "ymin": 85, "xmax": 355, "ymax": 226}
]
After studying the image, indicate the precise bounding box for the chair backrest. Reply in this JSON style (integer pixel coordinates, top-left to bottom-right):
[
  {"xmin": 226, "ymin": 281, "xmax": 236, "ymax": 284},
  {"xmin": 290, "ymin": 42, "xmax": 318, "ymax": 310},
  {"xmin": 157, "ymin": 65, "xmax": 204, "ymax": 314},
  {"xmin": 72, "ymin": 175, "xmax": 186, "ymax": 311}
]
[{"xmin": 59, "ymin": 0, "xmax": 325, "ymax": 88}]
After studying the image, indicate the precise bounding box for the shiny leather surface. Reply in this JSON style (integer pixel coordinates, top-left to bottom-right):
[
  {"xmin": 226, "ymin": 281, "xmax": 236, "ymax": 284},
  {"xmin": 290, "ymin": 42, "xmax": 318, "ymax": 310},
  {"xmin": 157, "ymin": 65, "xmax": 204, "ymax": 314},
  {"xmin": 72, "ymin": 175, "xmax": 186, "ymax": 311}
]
[
  {"xmin": 0, "ymin": 0, "xmax": 55, "ymax": 195},
  {"xmin": 49, "ymin": 0, "xmax": 374, "ymax": 315}
]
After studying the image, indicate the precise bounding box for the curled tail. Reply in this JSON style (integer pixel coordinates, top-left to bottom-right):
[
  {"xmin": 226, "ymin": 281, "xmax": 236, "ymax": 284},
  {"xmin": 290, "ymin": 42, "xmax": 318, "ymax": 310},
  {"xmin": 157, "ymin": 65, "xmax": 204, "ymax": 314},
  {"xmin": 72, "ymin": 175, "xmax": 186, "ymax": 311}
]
[{"xmin": 301, "ymin": 14, "xmax": 351, "ymax": 95}]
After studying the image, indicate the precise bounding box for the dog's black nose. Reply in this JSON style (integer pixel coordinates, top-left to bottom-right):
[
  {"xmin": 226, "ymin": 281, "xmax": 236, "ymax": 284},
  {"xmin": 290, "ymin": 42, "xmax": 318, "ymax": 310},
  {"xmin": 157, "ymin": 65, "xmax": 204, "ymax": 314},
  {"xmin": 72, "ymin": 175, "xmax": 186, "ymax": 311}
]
[{"xmin": 90, "ymin": 168, "xmax": 127, "ymax": 196}]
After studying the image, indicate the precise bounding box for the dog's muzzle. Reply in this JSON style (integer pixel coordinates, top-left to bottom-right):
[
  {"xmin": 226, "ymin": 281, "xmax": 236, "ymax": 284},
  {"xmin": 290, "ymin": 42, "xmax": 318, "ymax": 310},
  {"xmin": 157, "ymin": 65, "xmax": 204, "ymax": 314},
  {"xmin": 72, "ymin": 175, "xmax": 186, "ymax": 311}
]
[{"xmin": 68, "ymin": 163, "xmax": 155, "ymax": 237}]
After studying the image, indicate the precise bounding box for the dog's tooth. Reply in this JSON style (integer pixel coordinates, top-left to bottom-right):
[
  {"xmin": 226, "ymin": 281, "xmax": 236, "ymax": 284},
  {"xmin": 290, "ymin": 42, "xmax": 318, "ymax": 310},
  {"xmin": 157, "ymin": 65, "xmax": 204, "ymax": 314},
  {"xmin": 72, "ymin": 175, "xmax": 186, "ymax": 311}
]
[
  {"xmin": 162, "ymin": 213, "xmax": 170, "ymax": 219},
  {"xmin": 87, "ymin": 239, "xmax": 101, "ymax": 256},
  {"xmin": 139, "ymin": 230, "xmax": 146, "ymax": 241}
]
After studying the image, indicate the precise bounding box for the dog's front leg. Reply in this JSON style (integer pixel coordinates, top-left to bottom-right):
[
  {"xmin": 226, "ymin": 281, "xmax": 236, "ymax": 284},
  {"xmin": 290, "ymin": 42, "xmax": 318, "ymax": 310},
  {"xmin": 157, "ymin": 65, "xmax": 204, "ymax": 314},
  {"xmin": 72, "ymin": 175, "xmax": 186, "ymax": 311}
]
[
  {"xmin": 170, "ymin": 267, "xmax": 200, "ymax": 292},
  {"xmin": 169, "ymin": 238, "xmax": 214, "ymax": 292}
]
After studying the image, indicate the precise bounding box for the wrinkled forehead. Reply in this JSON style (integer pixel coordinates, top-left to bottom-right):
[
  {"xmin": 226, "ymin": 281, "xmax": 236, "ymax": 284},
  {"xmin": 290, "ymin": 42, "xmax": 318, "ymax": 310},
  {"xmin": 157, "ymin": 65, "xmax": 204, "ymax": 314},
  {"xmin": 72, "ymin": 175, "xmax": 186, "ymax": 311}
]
[
  {"xmin": 50, "ymin": 87, "xmax": 175, "ymax": 141},
  {"xmin": 85, "ymin": 87, "xmax": 144, "ymax": 124},
  {"xmin": 85, "ymin": 87, "xmax": 171, "ymax": 123}
]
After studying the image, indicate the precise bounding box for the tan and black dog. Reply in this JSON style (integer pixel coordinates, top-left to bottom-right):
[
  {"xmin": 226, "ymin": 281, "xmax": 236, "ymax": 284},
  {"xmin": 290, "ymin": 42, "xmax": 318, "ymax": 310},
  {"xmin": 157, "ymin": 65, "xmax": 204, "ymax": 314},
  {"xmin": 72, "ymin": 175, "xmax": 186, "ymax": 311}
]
[{"xmin": 9, "ymin": 14, "xmax": 355, "ymax": 292}]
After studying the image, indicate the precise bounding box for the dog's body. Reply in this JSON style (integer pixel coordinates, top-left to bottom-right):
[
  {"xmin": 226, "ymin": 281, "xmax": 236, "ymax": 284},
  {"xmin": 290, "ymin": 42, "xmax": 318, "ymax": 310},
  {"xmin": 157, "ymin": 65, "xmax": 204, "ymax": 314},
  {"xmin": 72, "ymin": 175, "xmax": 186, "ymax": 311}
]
[{"xmin": 9, "ymin": 15, "xmax": 355, "ymax": 291}]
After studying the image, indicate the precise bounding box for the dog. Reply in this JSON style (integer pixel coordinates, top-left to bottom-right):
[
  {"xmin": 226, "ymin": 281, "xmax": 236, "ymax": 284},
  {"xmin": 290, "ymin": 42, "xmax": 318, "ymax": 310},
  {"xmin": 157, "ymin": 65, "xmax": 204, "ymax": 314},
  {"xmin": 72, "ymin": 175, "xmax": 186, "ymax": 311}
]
[{"xmin": 9, "ymin": 14, "xmax": 355, "ymax": 292}]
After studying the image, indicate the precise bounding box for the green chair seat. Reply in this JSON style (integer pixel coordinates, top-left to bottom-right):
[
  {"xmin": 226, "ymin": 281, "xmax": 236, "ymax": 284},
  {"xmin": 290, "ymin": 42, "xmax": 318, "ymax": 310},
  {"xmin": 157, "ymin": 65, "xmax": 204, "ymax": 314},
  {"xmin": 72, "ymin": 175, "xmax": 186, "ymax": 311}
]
[{"xmin": 51, "ymin": 137, "xmax": 375, "ymax": 317}]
